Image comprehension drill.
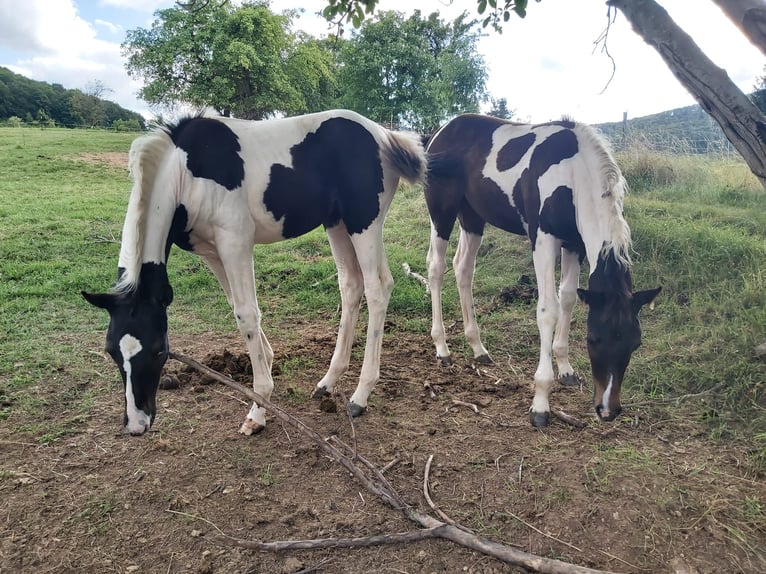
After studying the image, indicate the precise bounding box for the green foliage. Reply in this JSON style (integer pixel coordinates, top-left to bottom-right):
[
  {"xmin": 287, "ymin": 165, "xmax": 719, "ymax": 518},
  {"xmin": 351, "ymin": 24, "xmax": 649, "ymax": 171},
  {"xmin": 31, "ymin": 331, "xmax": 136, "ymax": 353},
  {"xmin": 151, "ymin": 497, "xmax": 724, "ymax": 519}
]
[
  {"xmin": 123, "ymin": 2, "xmax": 338, "ymax": 119},
  {"xmin": 0, "ymin": 67, "xmax": 145, "ymax": 129},
  {"xmin": 337, "ymin": 10, "xmax": 488, "ymax": 132},
  {"xmin": 487, "ymin": 97, "xmax": 514, "ymax": 120},
  {"xmin": 322, "ymin": 0, "xmax": 539, "ymax": 31}
]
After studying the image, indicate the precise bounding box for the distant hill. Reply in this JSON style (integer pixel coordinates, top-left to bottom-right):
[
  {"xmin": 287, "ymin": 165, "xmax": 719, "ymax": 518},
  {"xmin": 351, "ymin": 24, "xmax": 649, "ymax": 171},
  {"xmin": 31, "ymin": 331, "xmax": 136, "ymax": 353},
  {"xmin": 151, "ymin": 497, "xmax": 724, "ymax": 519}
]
[
  {"xmin": 596, "ymin": 103, "xmax": 734, "ymax": 155},
  {"xmin": 0, "ymin": 66, "xmax": 146, "ymax": 130}
]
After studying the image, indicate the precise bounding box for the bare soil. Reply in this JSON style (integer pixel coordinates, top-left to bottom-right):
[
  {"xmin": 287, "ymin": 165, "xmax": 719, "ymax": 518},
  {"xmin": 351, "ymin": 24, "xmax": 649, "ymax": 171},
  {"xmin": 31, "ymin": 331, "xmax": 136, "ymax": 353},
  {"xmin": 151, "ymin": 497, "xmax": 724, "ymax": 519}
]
[{"xmin": 1, "ymin": 319, "xmax": 764, "ymax": 574}]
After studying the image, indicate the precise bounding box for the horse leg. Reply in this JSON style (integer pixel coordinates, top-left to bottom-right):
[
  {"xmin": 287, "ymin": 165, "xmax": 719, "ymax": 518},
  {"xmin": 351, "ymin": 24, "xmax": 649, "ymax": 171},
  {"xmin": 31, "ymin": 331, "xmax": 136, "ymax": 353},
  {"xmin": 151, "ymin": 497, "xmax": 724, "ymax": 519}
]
[
  {"xmin": 553, "ymin": 248, "xmax": 580, "ymax": 386},
  {"xmin": 530, "ymin": 234, "xmax": 560, "ymax": 427},
  {"xmin": 213, "ymin": 241, "xmax": 274, "ymax": 435},
  {"xmin": 453, "ymin": 227, "xmax": 491, "ymax": 364},
  {"xmin": 312, "ymin": 224, "xmax": 364, "ymax": 400},
  {"xmin": 427, "ymin": 223, "xmax": 453, "ymax": 365},
  {"xmin": 345, "ymin": 223, "xmax": 394, "ymax": 416},
  {"xmin": 206, "ymin": 254, "xmax": 273, "ymax": 373}
]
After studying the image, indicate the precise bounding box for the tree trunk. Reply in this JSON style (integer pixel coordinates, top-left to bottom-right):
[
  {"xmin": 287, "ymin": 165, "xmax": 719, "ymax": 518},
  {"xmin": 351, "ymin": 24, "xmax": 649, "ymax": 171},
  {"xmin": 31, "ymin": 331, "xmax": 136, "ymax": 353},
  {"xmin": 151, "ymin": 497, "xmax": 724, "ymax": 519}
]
[
  {"xmin": 607, "ymin": 0, "xmax": 766, "ymax": 190},
  {"xmin": 711, "ymin": 0, "xmax": 766, "ymax": 56}
]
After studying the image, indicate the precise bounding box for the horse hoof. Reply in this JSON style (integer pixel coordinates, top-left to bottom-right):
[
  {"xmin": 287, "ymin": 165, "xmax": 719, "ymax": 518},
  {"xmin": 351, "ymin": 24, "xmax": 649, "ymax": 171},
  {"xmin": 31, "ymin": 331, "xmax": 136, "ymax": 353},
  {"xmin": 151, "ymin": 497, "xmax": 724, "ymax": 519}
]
[
  {"xmin": 529, "ymin": 411, "xmax": 550, "ymax": 427},
  {"xmin": 474, "ymin": 354, "xmax": 493, "ymax": 366},
  {"xmin": 238, "ymin": 420, "xmax": 265, "ymax": 436},
  {"xmin": 438, "ymin": 355, "xmax": 453, "ymax": 367},
  {"xmin": 312, "ymin": 386, "xmax": 331, "ymax": 400},
  {"xmin": 347, "ymin": 402, "xmax": 367, "ymax": 418},
  {"xmin": 559, "ymin": 373, "xmax": 581, "ymax": 387}
]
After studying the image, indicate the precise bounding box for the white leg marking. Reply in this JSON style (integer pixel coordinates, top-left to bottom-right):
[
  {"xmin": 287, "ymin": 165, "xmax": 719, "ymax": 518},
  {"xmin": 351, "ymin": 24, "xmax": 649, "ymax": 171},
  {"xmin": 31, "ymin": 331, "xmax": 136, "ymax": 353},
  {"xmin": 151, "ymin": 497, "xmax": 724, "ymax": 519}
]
[
  {"xmin": 553, "ymin": 248, "xmax": 580, "ymax": 379},
  {"xmin": 347, "ymin": 223, "xmax": 393, "ymax": 410},
  {"xmin": 315, "ymin": 225, "xmax": 364, "ymax": 395},
  {"xmin": 531, "ymin": 234, "xmax": 561, "ymax": 416},
  {"xmin": 453, "ymin": 229, "xmax": 489, "ymax": 360},
  {"xmin": 427, "ymin": 224, "xmax": 451, "ymax": 360},
  {"xmin": 119, "ymin": 334, "xmax": 151, "ymax": 435}
]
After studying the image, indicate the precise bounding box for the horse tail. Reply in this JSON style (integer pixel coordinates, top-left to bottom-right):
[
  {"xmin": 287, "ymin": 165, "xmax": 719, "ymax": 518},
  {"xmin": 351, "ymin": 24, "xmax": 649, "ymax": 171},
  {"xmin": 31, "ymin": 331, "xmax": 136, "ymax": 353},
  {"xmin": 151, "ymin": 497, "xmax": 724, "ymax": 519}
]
[
  {"xmin": 114, "ymin": 128, "xmax": 175, "ymax": 293},
  {"xmin": 381, "ymin": 130, "xmax": 428, "ymax": 185},
  {"xmin": 577, "ymin": 124, "xmax": 632, "ymax": 267}
]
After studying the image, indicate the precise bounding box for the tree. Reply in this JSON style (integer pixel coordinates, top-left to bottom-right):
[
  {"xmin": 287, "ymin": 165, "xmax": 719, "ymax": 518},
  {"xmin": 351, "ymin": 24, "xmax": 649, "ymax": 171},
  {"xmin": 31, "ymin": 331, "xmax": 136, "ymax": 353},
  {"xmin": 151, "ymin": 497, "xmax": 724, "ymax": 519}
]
[
  {"xmin": 320, "ymin": 0, "xmax": 766, "ymax": 190},
  {"xmin": 487, "ymin": 97, "xmax": 514, "ymax": 120},
  {"xmin": 337, "ymin": 10, "xmax": 487, "ymax": 132},
  {"xmin": 123, "ymin": 2, "xmax": 338, "ymax": 118}
]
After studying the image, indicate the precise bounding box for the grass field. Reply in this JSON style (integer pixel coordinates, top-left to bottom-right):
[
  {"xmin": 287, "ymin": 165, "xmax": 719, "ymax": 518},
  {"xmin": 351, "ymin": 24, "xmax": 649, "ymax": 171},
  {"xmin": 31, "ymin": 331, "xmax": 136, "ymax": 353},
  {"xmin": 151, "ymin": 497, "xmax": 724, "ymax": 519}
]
[{"xmin": 1, "ymin": 125, "xmax": 765, "ymax": 572}]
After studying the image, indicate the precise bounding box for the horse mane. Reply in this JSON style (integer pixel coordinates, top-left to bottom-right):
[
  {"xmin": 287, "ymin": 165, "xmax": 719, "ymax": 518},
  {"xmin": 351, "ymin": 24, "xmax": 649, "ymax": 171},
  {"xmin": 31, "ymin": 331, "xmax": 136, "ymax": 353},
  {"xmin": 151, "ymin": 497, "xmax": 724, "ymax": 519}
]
[
  {"xmin": 114, "ymin": 126, "xmax": 176, "ymax": 293},
  {"xmin": 573, "ymin": 123, "xmax": 632, "ymax": 269}
]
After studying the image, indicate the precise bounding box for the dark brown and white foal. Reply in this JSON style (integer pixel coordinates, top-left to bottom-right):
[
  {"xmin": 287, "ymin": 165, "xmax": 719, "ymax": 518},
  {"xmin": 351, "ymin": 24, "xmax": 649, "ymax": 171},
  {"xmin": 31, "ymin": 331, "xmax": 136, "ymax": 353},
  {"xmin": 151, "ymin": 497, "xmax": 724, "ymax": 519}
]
[{"xmin": 425, "ymin": 114, "xmax": 660, "ymax": 427}]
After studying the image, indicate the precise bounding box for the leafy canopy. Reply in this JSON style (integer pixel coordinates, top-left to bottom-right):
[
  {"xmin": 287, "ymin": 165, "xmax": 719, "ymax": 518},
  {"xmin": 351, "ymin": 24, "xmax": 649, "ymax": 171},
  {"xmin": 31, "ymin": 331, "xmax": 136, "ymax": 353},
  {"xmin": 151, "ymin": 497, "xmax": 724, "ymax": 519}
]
[
  {"xmin": 322, "ymin": 0, "xmax": 541, "ymax": 31},
  {"xmin": 122, "ymin": 1, "xmax": 337, "ymax": 118},
  {"xmin": 337, "ymin": 10, "xmax": 488, "ymax": 132}
]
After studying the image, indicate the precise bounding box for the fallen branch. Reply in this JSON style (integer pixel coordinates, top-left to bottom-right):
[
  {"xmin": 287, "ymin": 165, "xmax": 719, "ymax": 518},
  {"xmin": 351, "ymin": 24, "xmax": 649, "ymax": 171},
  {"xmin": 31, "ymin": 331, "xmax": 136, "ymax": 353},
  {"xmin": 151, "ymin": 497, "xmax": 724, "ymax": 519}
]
[{"xmin": 169, "ymin": 351, "xmax": 618, "ymax": 574}]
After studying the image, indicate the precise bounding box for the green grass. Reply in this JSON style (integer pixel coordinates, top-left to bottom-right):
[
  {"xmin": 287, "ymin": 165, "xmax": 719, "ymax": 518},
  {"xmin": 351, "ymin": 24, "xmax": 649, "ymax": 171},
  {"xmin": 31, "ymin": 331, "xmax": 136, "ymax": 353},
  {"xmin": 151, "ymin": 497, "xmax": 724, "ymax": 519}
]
[{"xmin": 0, "ymin": 126, "xmax": 764, "ymax": 458}]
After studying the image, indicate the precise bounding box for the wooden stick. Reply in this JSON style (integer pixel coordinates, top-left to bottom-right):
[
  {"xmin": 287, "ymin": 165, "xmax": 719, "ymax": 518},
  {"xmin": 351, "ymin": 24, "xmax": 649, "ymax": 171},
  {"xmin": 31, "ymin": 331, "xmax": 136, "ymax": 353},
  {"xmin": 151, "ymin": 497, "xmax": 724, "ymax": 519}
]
[
  {"xmin": 422, "ymin": 455, "xmax": 463, "ymax": 528},
  {"xmin": 169, "ymin": 351, "xmax": 618, "ymax": 574}
]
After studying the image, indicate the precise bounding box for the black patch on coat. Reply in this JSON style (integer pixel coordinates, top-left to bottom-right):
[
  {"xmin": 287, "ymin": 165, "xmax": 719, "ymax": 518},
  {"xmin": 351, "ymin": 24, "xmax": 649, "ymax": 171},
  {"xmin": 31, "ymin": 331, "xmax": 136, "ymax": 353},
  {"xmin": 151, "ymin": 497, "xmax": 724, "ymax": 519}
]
[
  {"xmin": 166, "ymin": 117, "xmax": 244, "ymax": 191},
  {"xmin": 264, "ymin": 117, "xmax": 383, "ymax": 238},
  {"xmin": 167, "ymin": 205, "xmax": 194, "ymax": 256},
  {"xmin": 426, "ymin": 114, "xmax": 525, "ymax": 239},
  {"xmin": 496, "ymin": 132, "xmax": 536, "ymax": 171},
  {"xmin": 512, "ymin": 129, "xmax": 579, "ymax": 249},
  {"xmin": 539, "ymin": 186, "xmax": 585, "ymax": 262}
]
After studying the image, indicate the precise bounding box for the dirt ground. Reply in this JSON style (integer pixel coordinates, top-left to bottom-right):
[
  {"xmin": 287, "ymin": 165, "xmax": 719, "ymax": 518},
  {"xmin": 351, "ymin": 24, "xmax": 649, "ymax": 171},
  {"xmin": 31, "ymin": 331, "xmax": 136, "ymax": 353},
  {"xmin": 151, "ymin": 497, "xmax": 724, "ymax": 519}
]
[{"xmin": 2, "ymin": 310, "xmax": 764, "ymax": 574}]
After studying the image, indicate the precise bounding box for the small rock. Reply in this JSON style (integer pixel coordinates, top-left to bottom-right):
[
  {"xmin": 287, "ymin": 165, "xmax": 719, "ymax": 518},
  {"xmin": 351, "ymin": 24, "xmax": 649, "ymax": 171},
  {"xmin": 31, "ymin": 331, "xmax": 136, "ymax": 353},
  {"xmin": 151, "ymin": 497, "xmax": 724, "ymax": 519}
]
[
  {"xmin": 126, "ymin": 566, "xmax": 139, "ymax": 573},
  {"xmin": 755, "ymin": 342, "xmax": 766, "ymax": 358},
  {"xmin": 191, "ymin": 529, "xmax": 203, "ymax": 538}
]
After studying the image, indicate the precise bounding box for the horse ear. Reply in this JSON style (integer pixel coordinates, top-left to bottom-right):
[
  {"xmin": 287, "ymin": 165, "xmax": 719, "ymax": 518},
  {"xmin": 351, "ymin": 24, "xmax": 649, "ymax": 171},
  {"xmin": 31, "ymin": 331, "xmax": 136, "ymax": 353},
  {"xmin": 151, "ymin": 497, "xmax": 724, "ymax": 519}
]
[
  {"xmin": 632, "ymin": 286, "xmax": 662, "ymax": 311},
  {"xmin": 577, "ymin": 288, "xmax": 605, "ymax": 307},
  {"xmin": 82, "ymin": 291, "xmax": 118, "ymax": 311}
]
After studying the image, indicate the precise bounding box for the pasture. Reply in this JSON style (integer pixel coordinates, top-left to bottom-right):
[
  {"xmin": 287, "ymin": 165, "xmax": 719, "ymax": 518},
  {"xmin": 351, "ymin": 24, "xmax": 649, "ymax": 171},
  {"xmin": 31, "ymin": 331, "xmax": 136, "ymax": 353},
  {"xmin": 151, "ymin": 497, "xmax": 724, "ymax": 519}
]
[{"xmin": 0, "ymin": 126, "xmax": 764, "ymax": 573}]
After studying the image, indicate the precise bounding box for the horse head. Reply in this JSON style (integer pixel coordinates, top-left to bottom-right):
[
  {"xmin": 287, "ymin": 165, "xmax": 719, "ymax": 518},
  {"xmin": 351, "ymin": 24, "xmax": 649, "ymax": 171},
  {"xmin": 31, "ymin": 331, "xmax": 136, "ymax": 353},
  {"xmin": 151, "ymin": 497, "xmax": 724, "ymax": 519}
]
[
  {"xmin": 577, "ymin": 286, "xmax": 661, "ymax": 421},
  {"xmin": 82, "ymin": 268, "xmax": 173, "ymax": 435}
]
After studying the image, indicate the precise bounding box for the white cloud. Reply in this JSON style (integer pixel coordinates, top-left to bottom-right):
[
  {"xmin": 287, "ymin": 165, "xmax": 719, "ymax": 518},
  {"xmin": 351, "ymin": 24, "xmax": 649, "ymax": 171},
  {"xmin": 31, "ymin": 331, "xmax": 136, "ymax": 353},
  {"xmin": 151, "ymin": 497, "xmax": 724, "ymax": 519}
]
[
  {"xmin": 100, "ymin": 0, "xmax": 168, "ymax": 11},
  {"xmin": 95, "ymin": 18, "xmax": 123, "ymax": 34},
  {"xmin": 0, "ymin": 0, "xmax": 149, "ymax": 116}
]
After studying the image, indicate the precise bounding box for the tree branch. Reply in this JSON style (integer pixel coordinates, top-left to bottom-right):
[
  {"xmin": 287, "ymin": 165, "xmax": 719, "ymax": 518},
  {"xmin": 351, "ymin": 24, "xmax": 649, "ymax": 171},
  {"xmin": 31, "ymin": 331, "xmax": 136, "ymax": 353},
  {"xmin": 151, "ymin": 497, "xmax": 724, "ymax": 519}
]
[{"xmin": 169, "ymin": 351, "xmax": 618, "ymax": 574}]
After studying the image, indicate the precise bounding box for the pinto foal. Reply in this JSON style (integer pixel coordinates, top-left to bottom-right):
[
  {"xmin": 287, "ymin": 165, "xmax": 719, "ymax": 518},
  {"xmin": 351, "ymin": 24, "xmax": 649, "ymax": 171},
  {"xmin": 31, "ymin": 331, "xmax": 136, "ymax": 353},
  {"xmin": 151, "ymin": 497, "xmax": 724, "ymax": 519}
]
[
  {"xmin": 425, "ymin": 114, "xmax": 660, "ymax": 426},
  {"xmin": 84, "ymin": 110, "xmax": 426, "ymax": 435}
]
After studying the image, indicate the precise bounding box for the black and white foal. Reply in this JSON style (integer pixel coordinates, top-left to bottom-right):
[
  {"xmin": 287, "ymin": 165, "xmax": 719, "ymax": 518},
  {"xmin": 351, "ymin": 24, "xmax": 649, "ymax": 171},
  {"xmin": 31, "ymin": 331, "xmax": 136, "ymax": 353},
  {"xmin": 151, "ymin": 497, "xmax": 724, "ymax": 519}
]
[
  {"xmin": 83, "ymin": 110, "xmax": 425, "ymax": 436},
  {"xmin": 425, "ymin": 114, "xmax": 660, "ymax": 427}
]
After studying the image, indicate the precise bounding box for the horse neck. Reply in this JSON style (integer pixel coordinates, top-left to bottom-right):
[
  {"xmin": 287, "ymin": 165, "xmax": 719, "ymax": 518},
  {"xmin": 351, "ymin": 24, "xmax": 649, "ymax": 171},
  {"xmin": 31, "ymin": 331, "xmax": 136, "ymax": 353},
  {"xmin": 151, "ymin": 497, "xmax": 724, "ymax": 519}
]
[
  {"xmin": 571, "ymin": 125, "xmax": 632, "ymax": 276},
  {"xmin": 116, "ymin": 133, "xmax": 178, "ymax": 292},
  {"xmin": 588, "ymin": 249, "xmax": 633, "ymax": 295}
]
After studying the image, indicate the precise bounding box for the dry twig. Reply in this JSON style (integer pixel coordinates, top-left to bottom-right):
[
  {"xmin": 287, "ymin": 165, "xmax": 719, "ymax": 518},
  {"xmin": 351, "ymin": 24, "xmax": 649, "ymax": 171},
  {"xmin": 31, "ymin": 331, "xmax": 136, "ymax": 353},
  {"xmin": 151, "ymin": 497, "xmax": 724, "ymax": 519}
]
[
  {"xmin": 422, "ymin": 455, "xmax": 464, "ymax": 528},
  {"xmin": 553, "ymin": 409, "xmax": 587, "ymax": 428}
]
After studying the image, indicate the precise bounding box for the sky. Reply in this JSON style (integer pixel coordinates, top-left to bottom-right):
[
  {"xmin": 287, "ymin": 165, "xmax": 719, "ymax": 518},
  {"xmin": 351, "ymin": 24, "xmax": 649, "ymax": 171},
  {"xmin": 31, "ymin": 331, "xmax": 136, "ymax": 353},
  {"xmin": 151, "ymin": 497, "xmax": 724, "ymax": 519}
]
[{"xmin": 0, "ymin": 0, "xmax": 763, "ymax": 125}]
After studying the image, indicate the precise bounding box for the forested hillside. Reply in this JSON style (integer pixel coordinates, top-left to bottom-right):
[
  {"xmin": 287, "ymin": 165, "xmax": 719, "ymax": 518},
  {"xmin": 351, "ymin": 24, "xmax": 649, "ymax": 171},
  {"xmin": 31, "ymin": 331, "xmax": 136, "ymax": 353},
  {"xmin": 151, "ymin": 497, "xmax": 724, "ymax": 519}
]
[
  {"xmin": 0, "ymin": 67, "xmax": 145, "ymax": 130},
  {"xmin": 597, "ymin": 104, "xmax": 733, "ymax": 154}
]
